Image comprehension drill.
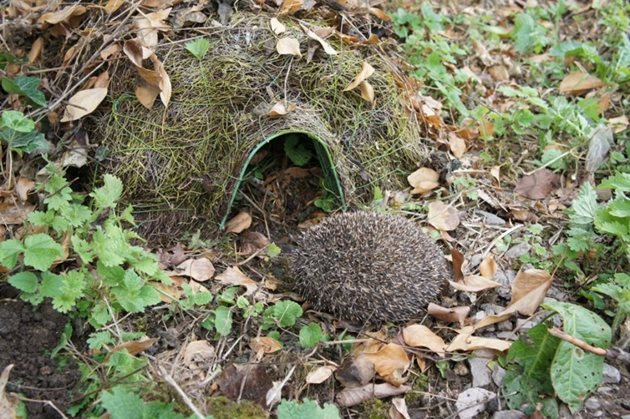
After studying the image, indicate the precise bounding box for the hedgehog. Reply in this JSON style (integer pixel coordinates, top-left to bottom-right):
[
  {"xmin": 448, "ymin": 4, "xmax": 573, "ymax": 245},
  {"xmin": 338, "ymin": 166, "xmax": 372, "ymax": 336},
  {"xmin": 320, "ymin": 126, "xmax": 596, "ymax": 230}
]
[{"xmin": 291, "ymin": 211, "xmax": 448, "ymax": 324}]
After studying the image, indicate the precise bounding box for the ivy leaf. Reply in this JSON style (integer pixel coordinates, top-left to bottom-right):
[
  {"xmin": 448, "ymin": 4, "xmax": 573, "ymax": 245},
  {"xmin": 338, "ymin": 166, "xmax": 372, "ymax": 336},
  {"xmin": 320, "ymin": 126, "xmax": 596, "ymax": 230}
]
[
  {"xmin": 1, "ymin": 110, "xmax": 35, "ymax": 132},
  {"xmin": 277, "ymin": 398, "xmax": 340, "ymax": 419},
  {"xmin": 0, "ymin": 239, "xmax": 25, "ymax": 269},
  {"xmin": 91, "ymin": 174, "xmax": 124, "ymax": 210},
  {"xmin": 8, "ymin": 272, "xmax": 39, "ymax": 293},
  {"xmin": 299, "ymin": 322, "xmax": 324, "ymax": 349},
  {"xmin": 185, "ymin": 38, "xmax": 210, "ymax": 60},
  {"xmin": 272, "ymin": 300, "xmax": 303, "ymax": 327},
  {"xmin": 214, "ymin": 305, "xmax": 233, "ymax": 336},
  {"xmin": 1, "ymin": 76, "xmax": 46, "ymax": 107},
  {"xmin": 23, "ymin": 233, "xmax": 64, "ymax": 271}
]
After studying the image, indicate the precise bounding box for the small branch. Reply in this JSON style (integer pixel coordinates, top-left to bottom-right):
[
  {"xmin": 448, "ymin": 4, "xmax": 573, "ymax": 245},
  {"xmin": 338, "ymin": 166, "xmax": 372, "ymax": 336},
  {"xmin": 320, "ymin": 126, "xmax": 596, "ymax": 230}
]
[
  {"xmin": 156, "ymin": 364, "xmax": 205, "ymax": 419},
  {"xmin": 548, "ymin": 327, "xmax": 607, "ymax": 356}
]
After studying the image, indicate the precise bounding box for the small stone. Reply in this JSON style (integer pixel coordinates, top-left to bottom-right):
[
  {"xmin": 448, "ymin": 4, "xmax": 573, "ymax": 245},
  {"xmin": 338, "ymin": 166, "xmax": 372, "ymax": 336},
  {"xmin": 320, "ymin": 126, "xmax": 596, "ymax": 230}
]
[
  {"xmin": 597, "ymin": 386, "xmax": 613, "ymax": 395},
  {"xmin": 454, "ymin": 362, "xmax": 469, "ymax": 376},
  {"xmin": 505, "ymin": 242, "xmax": 531, "ymax": 259},
  {"xmin": 602, "ymin": 363, "xmax": 621, "ymax": 384},
  {"xmin": 456, "ymin": 388, "xmax": 496, "ymax": 419},
  {"xmin": 476, "ymin": 210, "xmax": 506, "ymax": 225},
  {"xmin": 496, "ymin": 331, "xmax": 517, "ymax": 340},
  {"xmin": 492, "ymin": 365, "xmax": 506, "ymax": 386},
  {"xmin": 469, "ymin": 254, "xmax": 483, "ymax": 269},
  {"xmin": 497, "ymin": 320, "xmax": 513, "ymax": 331},
  {"xmin": 481, "ymin": 304, "xmax": 505, "ymax": 315},
  {"xmin": 469, "ymin": 356, "xmax": 492, "ymax": 387},
  {"xmin": 585, "ymin": 398, "xmax": 602, "ymax": 410},
  {"xmin": 492, "ymin": 410, "xmax": 526, "ymax": 419}
]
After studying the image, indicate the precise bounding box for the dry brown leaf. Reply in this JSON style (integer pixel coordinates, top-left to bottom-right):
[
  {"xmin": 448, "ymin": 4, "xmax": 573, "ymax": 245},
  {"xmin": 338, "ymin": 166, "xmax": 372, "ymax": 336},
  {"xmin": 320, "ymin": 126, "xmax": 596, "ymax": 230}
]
[
  {"xmin": 153, "ymin": 277, "xmax": 183, "ymax": 303},
  {"xmin": 305, "ymin": 365, "xmax": 336, "ymax": 384},
  {"xmin": 446, "ymin": 326, "xmax": 511, "ymax": 352},
  {"xmin": 134, "ymin": 8, "xmax": 172, "ymax": 50},
  {"xmin": 276, "ymin": 37, "xmax": 302, "ymax": 57},
  {"xmin": 559, "ymin": 72, "xmax": 604, "ymax": 96},
  {"xmin": 448, "ymin": 133, "xmax": 467, "ymax": 158},
  {"xmin": 135, "ymin": 83, "xmax": 160, "ymax": 109},
  {"xmin": 100, "ymin": 43, "xmax": 122, "ymax": 60},
  {"xmin": 110, "ymin": 337, "xmax": 158, "ymax": 356},
  {"xmin": 450, "ymin": 275, "xmax": 501, "ymax": 292},
  {"xmin": 479, "ymin": 255, "xmax": 497, "ymax": 279},
  {"xmin": 368, "ymin": 7, "xmax": 390, "ymax": 21},
  {"xmin": 515, "ymin": 169, "xmax": 560, "ymax": 200},
  {"xmin": 390, "ymin": 397, "xmax": 411, "ymax": 419},
  {"xmin": 267, "ymin": 101, "xmax": 296, "ymax": 117},
  {"xmin": 15, "ymin": 177, "xmax": 35, "ymax": 202},
  {"xmin": 407, "ymin": 167, "xmax": 439, "ymax": 195},
  {"xmin": 149, "ymin": 54, "xmax": 171, "ymax": 107},
  {"xmin": 336, "ymin": 383, "xmax": 411, "ymax": 408},
  {"xmin": 450, "ymin": 248, "xmax": 465, "ymax": 282},
  {"xmin": 38, "ymin": 4, "xmax": 86, "ymax": 24},
  {"xmin": 105, "ymin": 0, "xmax": 125, "ymax": 14},
  {"xmin": 239, "ymin": 231, "xmax": 270, "ymax": 255},
  {"xmin": 225, "ymin": 211, "xmax": 252, "ymax": 233},
  {"xmin": 359, "ymin": 80, "xmax": 374, "ymax": 103},
  {"xmin": 488, "ymin": 65, "xmax": 509, "ymax": 82},
  {"xmin": 123, "ymin": 40, "xmax": 144, "ymax": 67},
  {"xmin": 60, "ymin": 88, "xmax": 108, "ymax": 122},
  {"xmin": 183, "ymin": 340, "xmax": 215, "ymax": 367},
  {"xmin": 490, "ymin": 166, "xmax": 501, "ymax": 185},
  {"xmin": 0, "ymin": 365, "xmax": 18, "ymax": 419},
  {"xmin": 344, "ymin": 61, "xmax": 375, "ymax": 91},
  {"xmin": 335, "ymin": 354, "xmax": 375, "ymax": 387},
  {"xmin": 608, "ymin": 115, "xmax": 629, "ymax": 134},
  {"xmin": 215, "ymin": 266, "xmax": 258, "ymax": 296},
  {"xmin": 270, "ymin": 17, "xmax": 286, "ymax": 34},
  {"xmin": 427, "ymin": 303, "xmax": 470, "ymax": 326},
  {"xmin": 427, "ymin": 201, "xmax": 460, "ymax": 231},
  {"xmin": 361, "ymin": 343, "xmax": 410, "ymax": 386},
  {"xmin": 94, "ymin": 71, "xmax": 109, "ymax": 89},
  {"xmin": 250, "ymin": 336, "xmax": 282, "ymax": 356},
  {"xmin": 300, "ymin": 23, "xmax": 337, "ymax": 55},
  {"xmin": 176, "ymin": 257, "xmax": 215, "ymax": 282},
  {"xmin": 402, "ymin": 324, "xmax": 446, "ymax": 357},
  {"xmin": 27, "ymin": 37, "xmax": 44, "ymax": 64},
  {"xmin": 279, "ymin": 0, "xmax": 303, "ymax": 15},
  {"xmin": 0, "ymin": 200, "xmax": 34, "ymax": 224}
]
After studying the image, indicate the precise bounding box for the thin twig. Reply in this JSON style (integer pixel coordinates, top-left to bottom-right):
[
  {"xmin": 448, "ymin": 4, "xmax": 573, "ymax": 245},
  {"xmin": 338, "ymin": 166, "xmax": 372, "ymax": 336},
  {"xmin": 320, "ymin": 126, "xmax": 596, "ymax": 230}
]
[{"xmin": 156, "ymin": 364, "xmax": 205, "ymax": 419}]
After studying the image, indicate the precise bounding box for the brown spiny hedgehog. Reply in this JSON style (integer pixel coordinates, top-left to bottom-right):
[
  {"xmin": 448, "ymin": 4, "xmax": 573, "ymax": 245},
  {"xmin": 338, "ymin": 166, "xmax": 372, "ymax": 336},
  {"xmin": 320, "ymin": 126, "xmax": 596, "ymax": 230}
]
[{"xmin": 291, "ymin": 211, "xmax": 448, "ymax": 323}]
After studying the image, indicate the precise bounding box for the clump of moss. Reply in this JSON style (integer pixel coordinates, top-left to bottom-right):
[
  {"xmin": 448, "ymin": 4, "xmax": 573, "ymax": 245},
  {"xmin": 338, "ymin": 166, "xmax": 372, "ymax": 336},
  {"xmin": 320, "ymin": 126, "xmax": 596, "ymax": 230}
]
[
  {"xmin": 362, "ymin": 398, "xmax": 389, "ymax": 419},
  {"xmin": 94, "ymin": 12, "xmax": 428, "ymax": 241},
  {"xmin": 206, "ymin": 396, "xmax": 267, "ymax": 419}
]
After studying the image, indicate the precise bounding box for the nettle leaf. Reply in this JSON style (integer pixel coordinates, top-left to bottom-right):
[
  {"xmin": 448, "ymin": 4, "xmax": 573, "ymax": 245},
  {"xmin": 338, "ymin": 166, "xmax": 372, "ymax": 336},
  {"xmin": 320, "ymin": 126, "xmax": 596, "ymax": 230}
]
[
  {"xmin": 570, "ymin": 183, "xmax": 599, "ymax": 226},
  {"xmin": 87, "ymin": 330, "xmax": 115, "ymax": 350},
  {"xmin": 599, "ymin": 173, "xmax": 630, "ymax": 192},
  {"xmin": 272, "ymin": 300, "xmax": 303, "ymax": 327},
  {"xmin": 71, "ymin": 235, "xmax": 94, "ymax": 264},
  {"xmin": 1, "ymin": 76, "xmax": 46, "ymax": 107},
  {"xmin": 8, "ymin": 272, "xmax": 39, "ymax": 293},
  {"xmin": 23, "ymin": 233, "xmax": 64, "ymax": 271},
  {"xmin": 91, "ymin": 174, "xmax": 124, "ymax": 210},
  {"xmin": 0, "ymin": 239, "xmax": 25, "ymax": 269},
  {"xmin": 214, "ymin": 305, "xmax": 233, "ymax": 336},
  {"xmin": 28, "ymin": 210, "xmax": 55, "ymax": 227},
  {"xmin": 63, "ymin": 203, "xmax": 92, "ymax": 227},
  {"xmin": 92, "ymin": 221, "xmax": 129, "ymax": 267},
  {"xmin": 543, "ymin": 300, "xmax": 612, "ymax": 412},
  {"xmin": 53, "ymin": 270, "xmax": 87, "ymax": 313},
  {"xmin": 185, "ymin": 38, "xmax": 210, "ymax": 60},
  {"xmin": 277, "ymin": 398, "xmax": 340, "ymax": 419},
  {"xmin": 299, "ymin": 322, "xmax": 324, "ymax": 349},
  {"xmin": 111, "ymin": 269, "xmax": 161, "ymax": 313}
]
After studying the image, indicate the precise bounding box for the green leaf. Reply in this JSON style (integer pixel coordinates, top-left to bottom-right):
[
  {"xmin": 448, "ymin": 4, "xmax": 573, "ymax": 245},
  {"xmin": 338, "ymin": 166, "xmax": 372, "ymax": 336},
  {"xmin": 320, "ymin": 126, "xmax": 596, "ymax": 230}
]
[
  {"xmin": 284, "ymin": 135, "xmax": 312, "ymax": 167},
  {"xmin": 62, "ymin": 204, "xmax": 92, "ymax": 227},
  {"xmin": 111, "ymin": 269, "xmax": 161, "ymax": 313},
  {"xmin": 91, "ymin": 174, "xmax": 124, "ymax": 210},
  {"xmin": 87, "ymin": 330, "xmax": 115, "ymax": 350},
  {"xmin": 1, "ymin": 110, "xmax": 35, "ymax": 132},
  {"xmin": 8, "ymin": 272, "xmax": 39, "ymax": 293},
  {"xmin": 543, "ymin": 300, "xmax": 612, "ymax": 412},
  {"xmin": 0, "ymin": 128, "xmax": 49, "ymax": 154},
  {"xmin": 272, "ymin": 300, "xmax": 303, "ymax": 327},
  {"xmin": 599, "ymin": 173, "xmax": 630, "ymax": 192},
  {"xmin": 23, "ymin": 233, "xmax": 64, "ymax": 271},
  {"xmin": 185, "ymin": 38, "xmax": 210, "ymax": 60},
  {"xmin": 1, "ymin": 76, "xmax": 46, "ymax": 107},
  {"xmin": 101, "ymin": 386, "xmax": 147, "ymax": 419},
  {"xmin": 299, "ymin": 322, "xmax": 324, "ymax": 349},
  {"xmin": 570, "ymin": 183, "xmax": 599, "ymax": 226},
  {"xmin": 214, "ymin": 305, "xmax": 233, "ymax": 336},
  {"xmin": 0, "ymin": 239, "xmax": 25, "ymax": 269},
  {"xmin": 71, "ymin": 235, "xmax": 94, "ymax": 264},
  {"xmin": 277, "ymin": 398, "xmax": 340, "ymax": 419},
  {"xmin": 52, "ymin": 270, "xmax": 87, "ymax": 313},
  {"xmin": 92, "ymin": 222, "xmax": 129, "ymax": 267},
  {"xmin": 266, "ymin": 242, "xmax": 282, "ymax": 258}
]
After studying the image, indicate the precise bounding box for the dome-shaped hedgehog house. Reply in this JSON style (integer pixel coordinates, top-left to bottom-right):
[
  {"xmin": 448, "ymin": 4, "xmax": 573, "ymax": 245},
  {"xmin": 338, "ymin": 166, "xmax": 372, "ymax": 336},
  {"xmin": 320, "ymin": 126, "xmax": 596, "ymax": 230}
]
[{"xmin": 95, "ymin": 12, "xmax": 429, "ymax": 240}]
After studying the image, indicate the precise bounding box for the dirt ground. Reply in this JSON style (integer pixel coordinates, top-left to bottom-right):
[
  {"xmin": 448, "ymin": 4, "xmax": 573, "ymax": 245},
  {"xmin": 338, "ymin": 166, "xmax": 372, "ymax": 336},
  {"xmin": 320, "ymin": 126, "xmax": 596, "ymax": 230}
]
[{"xmin": 0, "ymin": 284, "xmax": 81, "ymax": 419}]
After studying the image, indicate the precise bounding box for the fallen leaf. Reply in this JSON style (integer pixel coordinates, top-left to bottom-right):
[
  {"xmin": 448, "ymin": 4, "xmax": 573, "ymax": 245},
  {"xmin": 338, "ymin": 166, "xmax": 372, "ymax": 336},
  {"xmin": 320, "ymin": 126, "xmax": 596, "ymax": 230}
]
[
  {"xmin": 105, "ymin": 0, "xmax": 125, "ymax": 14},
  {"xmin": 218, "ymin": 364, "xmax": 272, "ymax": 407},
  {"xmin": 450, "ymin": 248, "xmax": 465, "ymax": 282},
  {"xmin": 456, "ymin": 387, "xmax": 497, "ymax": 419},
  {"xmin": 479, "ymin": 256, "xmax": 497, "ymax": 279},
  {"xmin": 149, "ymin": 54, "xmax": 171, "ymax": 107},
  {"xmin": 559, "ymin": 72, "xmax": 604, "ymax": 96},
  {"xmin": 359, "ymin": 80, "xmax": 374, "ymax": 103},
  {"xmin": 60, "ymin": 88, "xmax": 108, "ymax": 122},
  {"xmin": 515, "ymin": 169, "xmax": 560, "ymax": 200},
  {"xmin": 153, "ymin": 277, "xmax": 184, "ymax": 302},
  {"xmin": 215, "ymin": 266, "xmax": 258, "ymax": 296},
  {"xmin": 276, "ymin": 37, "xmax": 301, "ymax": 57},
  {"xmin": 0, "ymin": 200, "xmax": 35, "ymax": 224},
  {"xmin": 427, "ymin": 201, "xmax": 460, "ymax": 231},
  {"xmin": 38, "ymin": 4, "xmax": 87, "ymax": 24},
  {"xmin": 93, "ymin": 71, "xmax": 110, "ymax": 89},
  {"xmin": 335, "ymin": 354, "xmax": 375, "ymax": 387},
  {"xmin": 135, "ymin": 83, "xmax": 160, "ymax": 109},
  {"xmin": 239, "ymin": 231, "xmax": 270, "ymax": 255},
  {"xmin": 176, "ymin": 257, "xmax": 215, "ymax": 282},
  {"xmin": 225, "ymin": 211, "xmax": 252, "ymax": 233},
  {"xmin": 270, "ymin": 17, "xmax": 286, "ymax": 34},
  {"xmin": 305, "ymin": 365, "xmax": 336, "ymax": 384},
  {"xmin": 488, "ymin": 65, "xmax": 509, "ymax": 82},
  {"xmin": 586, "ymin": 125, "xmax": 613, "ymax": 173},
  {"xmin": 390, "ymin": 398, "xmax": 411, "ymax": 419},
  {"xmin": 250, "ymin": 336, "xmax": 282, "ymax": 357},
  {"xmin": 608, "ymin": 115, "xmax": 628, "ymax": 133},
  {"xmin": 100, "ymin": 43, "xmax": 122, "ymax": 60},
  {"xmin": 407, "ymin": 167, "xmax": 439, "ymax": 195},
  {"xmin": 27, "ymin": 37, "xmax": 44, "ymax": 64},
  {"xmin": 368, "ymin": 7, "xmax": 390, "ymax": 21},
  {"xmin": 300, "ymin": 23, "xmax": 337, "ymax": 55},
  {"xmin": 344, "ymin": 62, "xmax": 375, "ymax": 92},
  {"xmin": 448, "ymin": 133, "xmax": 467, "ymax": 158},
  {"xmin": 361, "ymin": 343, "xmax": 410, "ymax": 386},
  {"xmin": 336, "ymin": 383, "xmax": 411, "ymax": 407},
  {"xmin": 0, "ymin": 365, "xmax": 18, "ymax": 419},
  {"xmin": 15, "ymin": 177, "xmax": 35, "ymax": 202},
  {"xmin": 110, "ymin": 337, "xmax": 158, "ymax": 357},
  {"xmin": 446, "ymin": 326, "xmax": 511, "ymax": 352},
  {"xmin": 449, "ymin": 275, "xmax": 501, "ymax": 292},
  {"xmin": 134, "ymin": 8, "xmax": 172, "ymax": 50},
  {"xmin": 402, "ymin": 324, "xmax": 446, "ymax": 357},
  {"xmin": 427, "ymin": 303, "xmax": 470, "ymax": 326},
  {"xmin": 279, "ymin": 0, "xmax": 303, "ymax": 15},
  {"xmin": 123, "ymin": 39, "xmax": 144, "ymax": 67},
  {"xmin": 183, "ymin": 340, "xmax": 215, "ymax": 367},
  {"xmin": 267, "ymin": 101, "xmax": 296, "ymax": 117}
]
